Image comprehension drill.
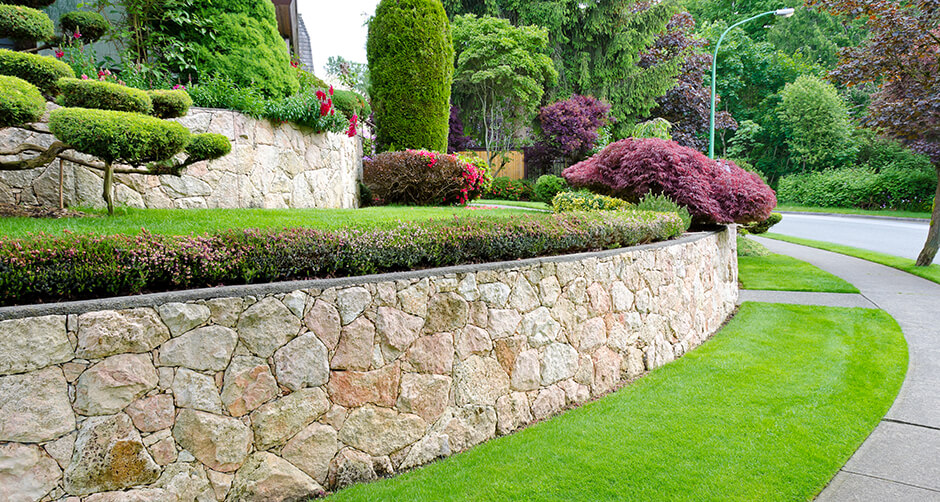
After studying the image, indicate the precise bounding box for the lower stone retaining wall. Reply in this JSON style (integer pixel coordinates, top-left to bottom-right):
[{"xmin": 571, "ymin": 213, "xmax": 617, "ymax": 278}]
[{"xmin": 0, "ymin": 228, "xmax": 737, "ymax": 501}]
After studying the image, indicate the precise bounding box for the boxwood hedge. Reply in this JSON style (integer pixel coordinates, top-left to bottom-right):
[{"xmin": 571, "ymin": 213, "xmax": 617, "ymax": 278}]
[
  {"xmin": 147, "ymin": 89, "xmax": 192, "ymax": 118},
  {"xmin": 0, "ymin": 0, "xmax": 55, "ymax": 8},
  {"xmin": 0, "ymin": 74, "xmax": 45, "ymax": 127},
  {"xmin": 59, "ymin": 10, "xmax": 109, "ymax": 41},
  {"xmin": 186, "ymin": 133, "xmax": 231, "ymax": 161},
  {"xmin": 59, "ymin": 77, "xmax": 153, "ymax": 114},
  {"xmin": 0, "ymin": 4, "xmax": 53, "ymax": 41},
  {"xmin": 0, "ymin": 48, "xmax": 74, "ymax": 95},
  {"xmin": 49, "ymin": 107, "xmax": 190, "ymax": 163}
]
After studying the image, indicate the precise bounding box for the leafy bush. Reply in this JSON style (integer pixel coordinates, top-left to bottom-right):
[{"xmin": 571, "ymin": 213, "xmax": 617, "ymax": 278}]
[
  {"xmin": 0, "ymin": 0, "xmax": 54, "ymax": 7},
  {"xmin": 187, "ymin": 74, "xmax": 265, "ymax": 117},
  {"xmin": 368, "ymin": 0, "xmax": 453, "ymax": 152},
  {"xmin": 0, "ymin": 74, "xmax": 44, "ymax": 127},
  {"xmin": 563, "ymin": 138, "xmax": 777, "ymax": 224},
  {"xmin": 778, "ymin": 166, "xmax": 937, "ymax": 212},
  {"xmin": 263, "ymin": 88, "xmax": 350, "ymax": 134},
  {"xmin": 552, "ymin": 191, "xmax": 633, "ymax": 213},
  {"xmin": 49, "ymin": 107, "xmax": 190, "ymax": 163},
  {"xmin": 534, "ymin": 175, "xmax": 569, "ymax": 203},
  {"xmin": 58, "ymin": 77, "xmax": 153, "ymax": 114},
  {"xmin": 0, "ymin": 48, "xmax": 74, "ymax": 95},
  {"xmin": 777, "ymin": 75, "xmax": 858, "ymax": 171},
  {"xmin": 530, "ymin": 95, "xmax": 612, "ymax": 172},
  {"xmin": 484, "ymin": 177, "xmax": 534, "ymax": 201},
  {"xmin": 148, "ymin": 89, "xmax": 192, "ymax": 118},
  {"xmin": 332, "ymin": 89, "xmax": 370, "ymax": 120},
  {"xmin": 448, "ymin": 106, "xmax": 474, "ymax": 153},
  {"xmin": 856, "ymin": 133, "xmax": 935, "ymax": 173},
  {"xmin": 631, "ymin": 118, "xmax": 673, "ymax": 140},
  {"xmin": 743, "ymin": 213, "xmax": 783, "ymax": 234},
  {"xmin": 455, "ymin": 153, "xmax": 493, "ymax": 194},
  {"xmin": 295, "ymin": 68, "xmax": 328, "ymax": 90},
  {"xmin": 186, "ymin": 133, "xmax": 231, "ymax": 161},
  {"xmin": 0, "ymin": 211, "xmax": 685, "ymax": 305},
  {"xmin": 59, "ymin": 10, "xmax": 108, "ymax": 41},
  {"xmin": 636, "ymin": 193, "xmax": 692, "ymax": 231},
  {"xmin": 0, "ymin": 4, "xmax": 53, "ymax": 41},
  {"xmin": 364, "ymin": 150, "xmax": 488, "ymax": 206}
]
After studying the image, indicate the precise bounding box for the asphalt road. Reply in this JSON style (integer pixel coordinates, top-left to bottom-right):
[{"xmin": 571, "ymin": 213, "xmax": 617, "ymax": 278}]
[{"xmin": 772, "ymin": 213, "xmax": 936, "ymax": 264}]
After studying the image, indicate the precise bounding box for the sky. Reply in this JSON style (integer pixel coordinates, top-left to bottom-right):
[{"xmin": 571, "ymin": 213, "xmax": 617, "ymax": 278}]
[{"xmin": 298, "ymin": 0, "xmax": 380, "ymax": 79}]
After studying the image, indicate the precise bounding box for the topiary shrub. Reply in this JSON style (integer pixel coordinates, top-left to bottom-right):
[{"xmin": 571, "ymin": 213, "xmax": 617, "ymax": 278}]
[
  {"xmin": 534, "ymin": 175, "xmax": 569, "ymax": 203},
  {"xmin": 0, "ymin": 0, "xmax": 55, "ymax": 8},
  {"xmin": 363, "ymin": 150, "xmax": 487, "ymax": 205},
  {"xmin": 552, "ymin": 191, "xmax": 633, "ymax": 213},
  {"xmin": 636, "ymin": 193, "xmax": 692, "ymax": 231},
  {"xmin": 59, "ymin": 10, "xmax": 109, "ymax": 41},
  {"xmin": 0, "ymin": 74, "xmax": 45, "ymax": 127},
  {"xmin": 743, "ymin": 213, "xmax": 783, "ymax": 234},
  {"xmin": 367, "ymin": 0, "xmax": 453, "ymax": 152},
  {"xmin": 483, "ymin": 176, "xmax": 534, "ymax": 201},
  {"xmin": 564, "ymin": 138, "xmax": 777, "ymax": 225},
  {"xmin": 0, "ymin": 4, "xmax": 53, "ymax": 41},
  {"xmin": 49, "ymin": 107, "xmax": 189, "ymax": 163},
  {"xmin": 186, "ymin": 133, "xmax": 231, "ymax": 161},
  {"xmin": 148, "ymin": 89, "xmax": 192, "ymax": 118},
  {"xmin": 59, "ymin": 77, "xmax": 153, "ymax": 114},
  {"xmin": 0, "ymin": 48, "xmax": 74, "ymax": 95}
]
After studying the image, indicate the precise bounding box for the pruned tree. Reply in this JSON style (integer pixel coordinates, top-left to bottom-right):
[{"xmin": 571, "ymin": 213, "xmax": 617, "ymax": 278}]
[{"xmin": 807, "ymin": 0, "xmax": 940, "ymax": 266}]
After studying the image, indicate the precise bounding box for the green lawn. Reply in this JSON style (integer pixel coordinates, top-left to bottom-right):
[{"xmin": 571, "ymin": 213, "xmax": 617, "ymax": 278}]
[
  {"xmin": 329, "ymin": 303, "xmax": 907, "ymax": 502},
  {"xmin": 764, "ymin": 233, "xmax": 940, "ymax": 286},
  {"xmin": 0, "ymin": 206, "xmax": 532, "ymax": 238},
  {"xmin": 474, "ymin": 199, "xmax": 552, "ymax": 211},
  {"xmin": 775, "ymin": 204, "xmax": 931, "ymax": 220},
  {"xmin": 737, "ymin": 236, "xmax": 858, "ymax": 292}
]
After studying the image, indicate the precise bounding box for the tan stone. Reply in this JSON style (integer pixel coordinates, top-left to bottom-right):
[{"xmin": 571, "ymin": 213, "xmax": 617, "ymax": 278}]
[
  {"xmin": 74, "ymin": 353, "xmax": 159, "ymax": 416},
  {"xmin": 173, "ymin": 409, "xmax": 252, "ymax": 473},
  {"xmin": 0, "ymin": 315, "xmax": 71, "ymax": 376},
  {"xmin": 237, "ymin": 298, "xmax": 301, "ymax": 358},
  {"xmin": 592, "ymin": 346, "xmax": 623, "ymax": 395},
  {"xmin": 487, "ymin": 309, "xmax": 522, "ymax": 339},
  {"xmin": 158, "ymin": 325, "xmax": 237, "ymax": 372},
  {"xmin": 478, "ymin": 282, "xmax": 510, "ymax": 307},
  {"xmin": 281, "ymin": 423, "xmax": 338, "ymax": 485},
  {"xmin": 454, "ymin": 355, "xmax": 510, "ymax": 406},
  {"xmin": 531, "ymin": 386, "xmax": 566, "ymax": 421},
  {"xmin": 156, "ymin": 302, "xmax": 210, "ymax": 336},
  {"xmin": 221, "ymin": 356, "xmax": 279, "ymax": 417},
  {"xmin": 425, "ymin": 293, "xmax": 469, "ymax": 332},
  {"xmin": 375, "ymin": 306, "xmax": 423, "ymax": 360},
  {"xmin": 456, "ymin": 325, "xmax": 493, "ymax": 360},
  {"xmin": 339, "ymin": 405, "xmax": 427, "ymax": 457},
  {"xmin": 610, "ymin": 281, "xmax": 634, "ymax": 312},
  {"xmin": 327, "ymin": 448, "xmax": 376, "ymax": 491},
  {"xmin": 397, "ymin": 372, "xmax": 451, "ymax": 423},
  {"xmin": 586, "ymin": 283, "xmax": 612, "ymax": 315},
  {"xmin": 274, "ymin": 333, "xmax": 329, "ymax": 391},
  {"xmin": 304, "ymin": 300, "xmax": 341, "ymax": 351},
  {"xmin": 510, "ymin": 349, "xmax": 540, "ymax": 391},
  {"xmin": 250, "ymin": 388, "xmax": 330, "ymax": 450},
  {"xmin": 397, "ymin": 279, "xmax": 429, "ymax": 317},
  {"xmin": 521, "ymin": 307, "xmax": 560, "ymax": 347},
  {"xmin": 508, "ymin": 275, "xmax": 539, "ymax": 313},
  {"xmin": 558, "ymin": 379, "xmax": 591, "ymax": 404},
  {"xmin": 173, "ymin": 367, "xmax": 223, "ymax": 413},
  {"xmin": 493, "ymin": 336, "xmax": 526, "ymax": 376},
  {"xmin": 398, "ymin": 432, "xmax": 450, "ymax": 470},
  {"xmin": 0, "ymin": 443, "xmax": 62, "ymax": 502},
  {"xmin": 77, "ymin": 308, "xmax": 170, "ymax": 359},
  {"xmin": 331, "ymin": 317, "xmax": 375, "ymax": 371},
  {"xmin": 0, "ymin": 367, "xmax": 74, "ymax": 443},
  {"xmin": 206, "ymin": 297, "xmax": 244, "ymax": 328},
  {"xmin": 538, "ymin": 276, "xmax": 562, "ymax": 307},
  {"xmin": 496, "ymin": 392, "xmax": 533, "ymax": 435},
  {"xmin": 327, "ymin": 362, "xmax": 400, "ymax": 408},
  {"xmin": 226, "ymin": 451, "xmax": 323, "ymax": 502},
  {"xmin": 403, "ymin": 333, "xmax": 454, "ymax": 374},
  {"xmin": 207, "ymin": 469, "xmax": 234, "ymax": 501},
  {"xmin": 469, "ymin": 301, "xmax": 488, "ymax": 327},
  {"xmin": 148, "ymin": 435, "xmax": 177, "ymax": 466},
  {"xmin": 434, "ymin": 405, "xmax": 497, "ymax": 452},
  {"xmin": 336, "ymin": 287, "xmax": 372, "ymax": 325},
  {"xmin": 571, "ymin": 317, "xmax": 607, "ymax": 351},
  {"xmin": 540, "ymin": 343, "xmax": 579, "ymax": 386},
  {"xmin": 44, "ymin": 432, "xmax": 75, "ymax": 469},
  {"xmin": 63, "ymin": 413, "xmax": 161, "ymax": 496},
  {"xmin": 126, "ymin": 394, "xmax": 176, "ymax": 432}
]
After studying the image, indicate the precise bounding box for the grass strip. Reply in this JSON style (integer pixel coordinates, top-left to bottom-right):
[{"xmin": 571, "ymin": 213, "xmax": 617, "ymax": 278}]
[
  {"xmin": 328, "ymin": 303, "xmax": 907, "ymax": 502},
  {"xmin": 474, "ymin": 199, "xmax": 552, "ymax": 211},
  {"xmin": 739, "ymin": 254, "xmax": 859, "ymax": 293},
  {"xmin": 775, "ymin": 205, "xmax": 930, "ymax": 220},
  {"xmin": 764, "ymin": 233, "xmax": 940, "ymax": 285}
]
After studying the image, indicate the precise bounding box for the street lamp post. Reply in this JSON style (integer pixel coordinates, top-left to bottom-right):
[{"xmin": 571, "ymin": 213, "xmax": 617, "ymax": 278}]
[{"xmin": 708, "ymin": 8, "xmax": 795, "ymax": 159}]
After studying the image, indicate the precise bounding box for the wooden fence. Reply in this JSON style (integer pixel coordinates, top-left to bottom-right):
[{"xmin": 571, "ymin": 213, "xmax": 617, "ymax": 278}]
[{"xmin": 457, "ymin": 150, "xmax": 526, "ymax": 180}]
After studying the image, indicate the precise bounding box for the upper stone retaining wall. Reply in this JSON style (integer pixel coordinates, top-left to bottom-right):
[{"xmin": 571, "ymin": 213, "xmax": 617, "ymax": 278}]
[
  {"xmin": 0, "ymin": 228, "xmax": 737, "ymax": 501},
  {"xmin": 0, "ymin": 106, "xmax": 362, "ymax": 210}
]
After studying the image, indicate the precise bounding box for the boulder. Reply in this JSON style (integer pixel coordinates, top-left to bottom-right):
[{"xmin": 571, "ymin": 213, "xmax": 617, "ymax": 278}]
[
  {"xmin": 173, "ymin": 409, "xmax": 252, "ymax": 473},
  {"xmin": 226, "ymin": 452, "xmax": 322, "ymax": 502},
  {"xmin": 304, "ymin": 300, "xmax": 341, "ymax": 351},
  {"xmin": 172, "ymin": 368, "xmax": 223, "ymax": 413},
  {"xmin": 221, "ymin": 356, "xmax": 279, "ymax": 417},
  {"xmin": 237, "ymin": 298, "xmax": 301, "ymax": 358},
  {"xmin": 338, "ymin": 405, "xmax": 427, "ymax": 457},
  {"xmin": 327, "ymin": 362, "xmax": 400, "ymax": 409},
  {"xmin": 454, "ymin": 355, "xmax": 510, "ymax": 406},
  {"xmin": 250, "ymin": 388, "xmax": 330, "ymax": 450},
  {"xmin": 281, "ymin": 423, "xmax": 338, "ymax": 485},
  {"xmin": 396, "ymin": 373, "xmax": 451, "ymax": 423},
  {"xmin": 126, "ymin": 394, "xmax": 176, "ymax": 433},
  {"xmin": 0, "ymin": 443, "xmax": 62, "ymax": 502},
  {"xmin": 158, "ymin": 325, "xmax": 237, "ymax": 372},
  {"xmin": 330, "ymin": 317, "xmax": 375, "ymax": 371},
  {"xmin": 156, "ymin": 303, "xmax": 211, "ymax": 336},
  {"xmin": 273, "ymin": 333, "xmax": 329, "ymax": 391},
  {"xmin": 327, "ymin": 448, "xmax": 376, "ymax": 491}
]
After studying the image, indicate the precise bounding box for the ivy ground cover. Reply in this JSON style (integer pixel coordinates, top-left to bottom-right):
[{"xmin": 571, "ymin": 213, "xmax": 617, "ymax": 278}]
[{"xmin": 328, "ymin": 302, "xmax": 907, "ymax": 501}]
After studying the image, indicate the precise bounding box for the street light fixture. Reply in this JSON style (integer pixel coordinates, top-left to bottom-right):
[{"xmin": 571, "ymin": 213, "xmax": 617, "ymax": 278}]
[{"xmin": 708, "ymin": 7, "xmax": 796, "ymax": 159}]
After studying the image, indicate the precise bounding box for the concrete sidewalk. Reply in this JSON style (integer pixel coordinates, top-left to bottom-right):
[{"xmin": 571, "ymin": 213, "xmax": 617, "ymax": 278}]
[
  {"xmin": 751, "ymin": 236, "xmax": 940, "ymax": 501},
  {"xmin": 738, "ymin": 290, "xmax": 878, "ymax": 309}
]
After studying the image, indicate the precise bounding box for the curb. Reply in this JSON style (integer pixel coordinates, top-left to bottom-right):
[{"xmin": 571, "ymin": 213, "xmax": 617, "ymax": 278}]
[{"xmin": 777, "ymin": 211, "xmax": 930, "ymax": 223}]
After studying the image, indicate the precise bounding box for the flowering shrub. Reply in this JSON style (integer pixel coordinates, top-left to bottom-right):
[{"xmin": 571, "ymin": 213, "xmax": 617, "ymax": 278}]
[
  {"xmin": 363, "ymin": 150, "xmax": 488, "ymax": 206},
  {"xmin": 0, "ymin": 211, "xmax": 685, "ymax": 305},
  {"xmin": 552, "ymin": 191, "xmax": 633, "ymax": 213},
  {"xmin": 563, "ymin": 138, "xmax": 777, "ymax": 224},
  {"xmin": 484, "ymin": 177, "xmax": 535, "ymax": 201}
]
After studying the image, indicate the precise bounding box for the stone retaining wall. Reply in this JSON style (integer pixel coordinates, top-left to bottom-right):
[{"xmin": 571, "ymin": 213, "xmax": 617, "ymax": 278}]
[
  {"xmin": 0, "ymin": 107, "xmax": 361, "ymax": 210},
  {"xmin": 0, "ymin": 228, "xmax": 737, "ymax": 501}
]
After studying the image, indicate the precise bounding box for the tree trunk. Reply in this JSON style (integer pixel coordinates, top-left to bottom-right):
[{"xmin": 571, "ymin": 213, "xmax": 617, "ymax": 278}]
[
  {"xmin": 102, "ymin": 160, "xmax": 114, "ymax": 216},
  {"xmin": 915, "ymin": 171, "xmax": 940, "ymax": 266}
]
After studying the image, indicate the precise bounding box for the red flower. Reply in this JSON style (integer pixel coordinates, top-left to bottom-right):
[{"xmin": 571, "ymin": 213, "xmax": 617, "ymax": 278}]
[
  {"xmin": 290, "ymin": 60, "xmax": 298, "ymax": 68},
  {"xmin": 72, "ymin": 30, "xmax": 81, "ymax": 39},
  {"xmin": 329, "ymin": 85, "xmax": 334, "ymax": 96},
  {"xmin": 320, "ymin": 102, "xmax": 330, "ymax": 116},
  {"xmin": 55, "ymin": 50, "xmax": 64, "ymax": 58},
  {"xmin": 316, "ymin": 90, "xmax": 326, "ymax": 100}
]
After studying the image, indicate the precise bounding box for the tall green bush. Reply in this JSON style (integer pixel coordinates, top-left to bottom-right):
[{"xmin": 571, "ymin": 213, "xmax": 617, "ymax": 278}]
[
  {"xmin": 368, "ymin": 0, "xmax": 454, "ymax": 152},
  {"xmin": 777, "ymin": 166, "xmax": 937, "ymax": 211},
  {"xmin": 777, "ymin": 75, "xmax": 858, "ymax": 171}
]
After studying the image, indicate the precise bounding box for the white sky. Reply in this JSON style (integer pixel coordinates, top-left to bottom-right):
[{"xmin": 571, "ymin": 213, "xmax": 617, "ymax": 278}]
[{"xmin": 297, "ymin": 0, "xmax": 379, "ymax": 78}]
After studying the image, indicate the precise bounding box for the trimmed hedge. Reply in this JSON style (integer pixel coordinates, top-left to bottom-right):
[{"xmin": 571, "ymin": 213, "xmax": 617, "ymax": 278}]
[
  {"xmin": 534, "ymin": 175, "xmax": 569, "ymax": 203},
  {"xmin": 49, "ymin": 107, "xmax": 190, "ymax": 163},
  {"xmin": 552, "ymin": 191, "xmax": 633, "ymax": 213},
  {"xmin": 0, "ymin": 0, "xmax": 55, "ymax": 8},
  {"xmin": 59, "ymin": 77, "xmax": 153, "ymax": 114},
  {"xmin": 368, "ymin": 0, "xmax": 453, "ymax": 152},
  {"xmin": 743, "ymin": 213, "xmax": 783, "ymax": 235},
  {"xmin": 59, "ymin": 10, "xmax": 109, "ymax": 41},
  {"xmin": 777, "ymin": 166, "xmax": 937, "ymax": 212},
  {"xmin": 636, "ymin": 193, "xmax": 692, "ymax": 232},
  {"xmin": 0, "ymin": 211, "xmax": 685, "ymax": 305},
  {"xmin": 0, "ymin": 48, "xmax": 74, "ymax": 95},
  {"xmin": 0, "ymin": 4, "xmax": 53, "ymax": 41},
  {"xmin": 148, "ymin": 89, "xmax": 192, "ymax": 118},
  {"xmin": 484, "ymin": 176, "xmax": 534, "ymax": 201},
  {"xmin": 364, "ymin": 150, "xmax": 488, "ymax": 205},
  {"xmin": 0, "ymin": 74, "xmax": 45, "ymax": 127},
  {"xmin": 186, "ymin": 133, "xmax": 231, "ymax": 161}
]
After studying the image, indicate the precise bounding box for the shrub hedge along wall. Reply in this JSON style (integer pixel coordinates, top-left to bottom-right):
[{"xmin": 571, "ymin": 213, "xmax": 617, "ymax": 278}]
[
  {"xmin": 148, "ymin": 89, "xmax": 193, "ymax": 119},
  {"xmin": 59, "ymin": 77, "xmax": 154, "ymax": 114},
  {"xmin": 49, "ymin": 107, "xmax": 190, "ymax": 163},
  {"xmin": 0, "ymin": 4, "xmax": 53, "ymax": 41},
  {"xmin": 368, "ymin": 0, "xmax": 454, "ymax": 153},
  {"xmin": 0, "ymin": 48, "xmax": 74, "ymax": 95},
  {"xmin": 0, "ymin": 74, "xmax": 45, "ymax": 127}
]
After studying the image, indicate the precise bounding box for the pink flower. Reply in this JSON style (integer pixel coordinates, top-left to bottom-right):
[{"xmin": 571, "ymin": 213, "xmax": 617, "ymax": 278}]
[
  {"xmin": 80, "ymin": 74, "xmax": 88, "ymax": 80},
  {"xmin": 72, "ymin": 30, "xmax": 81, "ymax": 39},
  {"xmin": 329, "ymin": 85, "xmax": 334, "ymax": 96},
  {"xmin": 55, "ymin": 50, "xmax": 64, "ymax": 58},
  {"xmin": 172, "ymin": 84, "xmax": 185, "ymax": 90}
]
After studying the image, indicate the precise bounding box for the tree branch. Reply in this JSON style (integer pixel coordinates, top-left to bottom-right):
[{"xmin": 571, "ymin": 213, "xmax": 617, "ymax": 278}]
[{"xmin": 1, "ymin": 143, "xmax": 197, "ymax": 176}]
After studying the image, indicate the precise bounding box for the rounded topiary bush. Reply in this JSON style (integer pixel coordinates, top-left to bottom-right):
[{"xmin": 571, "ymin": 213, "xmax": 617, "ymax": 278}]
[
  {"xmin": 332, "ymin": 89, "xmax": 368, "ymax": 120},
  {"xmin": 0, "ymin": 0, "xmax": 55, "ymax": 8},
  {"xmin": 0, "ymin": 74, "xmax": 45, "ymax": 127},
  {"xmin": 59, "ymin": 78, "xmax": 153, "ymax": 114},
  {"xmin": 534, "ymin": 175, "xmax": 569, "ymax": 203},
  {"xmin": 147, "ymin": 89, "xmax": 192, "ymax": 118},
  {"xmin": 364, "ymin": 150, "xmax": 487, "ymax": 205},
  {"xmin": 0, "ymin": 48, "xmax": 74, "ymax": 95},
  {"xmin": 367, "ymin": 0, "xmax": 453, "ymax": 152},
  {"xmin": 186, "ymin": 133, "xmax": 231, "ymax": 161},
  {"xmin": 59, "ymin": 10, "xmax": 109, "ymax": 41},
  {"xmin": 0, "ymin": 4, "xmax": 53, "ymax": 41},
  {"xmin": 49, "ymin": 107, "xmax": 190, "ymax": 163}
]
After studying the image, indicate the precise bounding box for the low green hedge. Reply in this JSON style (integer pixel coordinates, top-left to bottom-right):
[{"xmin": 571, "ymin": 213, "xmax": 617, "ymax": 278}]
[
  {"xmin": 186, "ymin": 133, "xmax": 231, "ymax": 161},
  {"xmin": 0, "ymin": 211, "xmax": 684, "ymax": 305},
  {"xmin": 0, "ymin": 74, "xmax": 45, "ymax": 127},
  {"xmin": 553, "ymin": 191, "xmax": 633, "ymax": 213},
  {"xmin": 0, "ymin": 4, "xmax": 53, "ymax": 41},
  {"xmin": 0, "ymin": 0, "xmax": 55, "ymax": 8},
  {"xmin": 49, "ymin": 107, "xmax": 189, "ymax": 163},
  {"xmin": 484, "ymin": 176, "xmax": 534, "ymax": 201},
  {"xmin": 148, "ymin": 89, "xmax": 192, "ymax": 118},
  {"xmin": 778, "ymin": 166, "xmax": 937, "ymax": 212},
  {"xmin": 59, "ymin": 77, "xmax": 153, "ymax": 114},
  {"xmin": 636, "ymin": 193, "xmax": 692, "ymax": 231},
  {"xmin": 0, "ymin": 48, "xmax": 74, "ymax": 95},
  {"xmin": 743, "ymin": 213, "xmax": 783, "ymax": 234},
  {"xmin": 534, "ymin": 175, "xmax": 569, "ymax": 203},
  {"xmin": 59, "ymin": 10, "xmax": 109, "ymax": 41}
]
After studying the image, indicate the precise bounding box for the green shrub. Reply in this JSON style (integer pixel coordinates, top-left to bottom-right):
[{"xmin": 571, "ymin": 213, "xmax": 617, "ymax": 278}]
[
  {"xmin": 552, "ymin": 191, "xmax": 633, "ymax": 213},
  {"xmin": 737, "ymin": 236, "xmax": 771, "ymax": 257},
  {"xmin": 49, "ymin": 107, "xmax": 190, "ymax": 163},
  {"xmin": 296, "ymin": 68, "xmax": 328, "ymax": 90},
  {"xmin": 59, "ymin": 78, "xmax": 153, "ymax": 114},
  {"xmin": 777, "ymin": 75, "xmax": 858, "ymax": 171},
  {"xmin": 484, "ymin": 176, "xmax": 534, "ymax": 201},
  {"xmin": 332, "ymin": 89, "xmax": 368, "ymax": 119},
  {"xmin": 368, "ymin": 0, "xmax": 453, "ymax": 152},
  {"xmin": 743, "ymin": 213, "xmax": 783, "ymax": 234},
  {"xmin": 186, "ymin": 133, "xmax": 231, "ymax": 161},
  {"xmin": 263, "ymin": 88, "xmax": 349, "ymax": 133},
  {"xmin": 534, "ymin": 175, "xmax": 569, "ymax": 203},
  {"xmin": 0, "ymin": 0, "xmax": 55, "ymax": 8},
  {"xmin": 777, "ymin": 166, "xmax": 937, "ymax": 212},
  {"xmin": 0, "ymin": 4, "xmax": 53, "ymax": 41},
  {"xmin": 148, "ymin": 89, "xmax": 192, "ymax": 118},
  {"xmin": 188, "ymin": 74, "xmax": 265, "ymax": 117},
  {"xmin": 0, "ymin": 49, "xmax": 74, "ymax": 95},
  {"xmin": 856, "ymin": 133, "xmax": 935, "ymax": 173},
  {"xmin": 636, "ymin": 193, "xmax": 692, "ymax": 231},
  {"xmin": 59, "ymin": 10, "xmax": 109, "ymax": 41},
  {"xmin": 0, "ymin": 74, "xmax": 45, "ymax": 127}
]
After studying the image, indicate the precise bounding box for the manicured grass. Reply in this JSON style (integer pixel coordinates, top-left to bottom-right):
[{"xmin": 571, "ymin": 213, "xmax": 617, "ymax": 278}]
[
  {"xmin": 775, "ymin": 204, "xmax": 931, "ymax": 220},
  {"xmin": 329, "ymin": 303, "xmax": 907, "ymax": 502},
  {"xmin": 0, "ymin": 206, "xmax": 531, "ymax": 238},
  {"xmin": 737, "ymin": 236, "xmax": 858, "ymax": 292},
  {"xmin": 474, "ymin": 199, "xmax": 552, "ymax": 211},
  {"xmin": 764, "ymin": 233, "xmax": 940, "ymax": 286}
]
